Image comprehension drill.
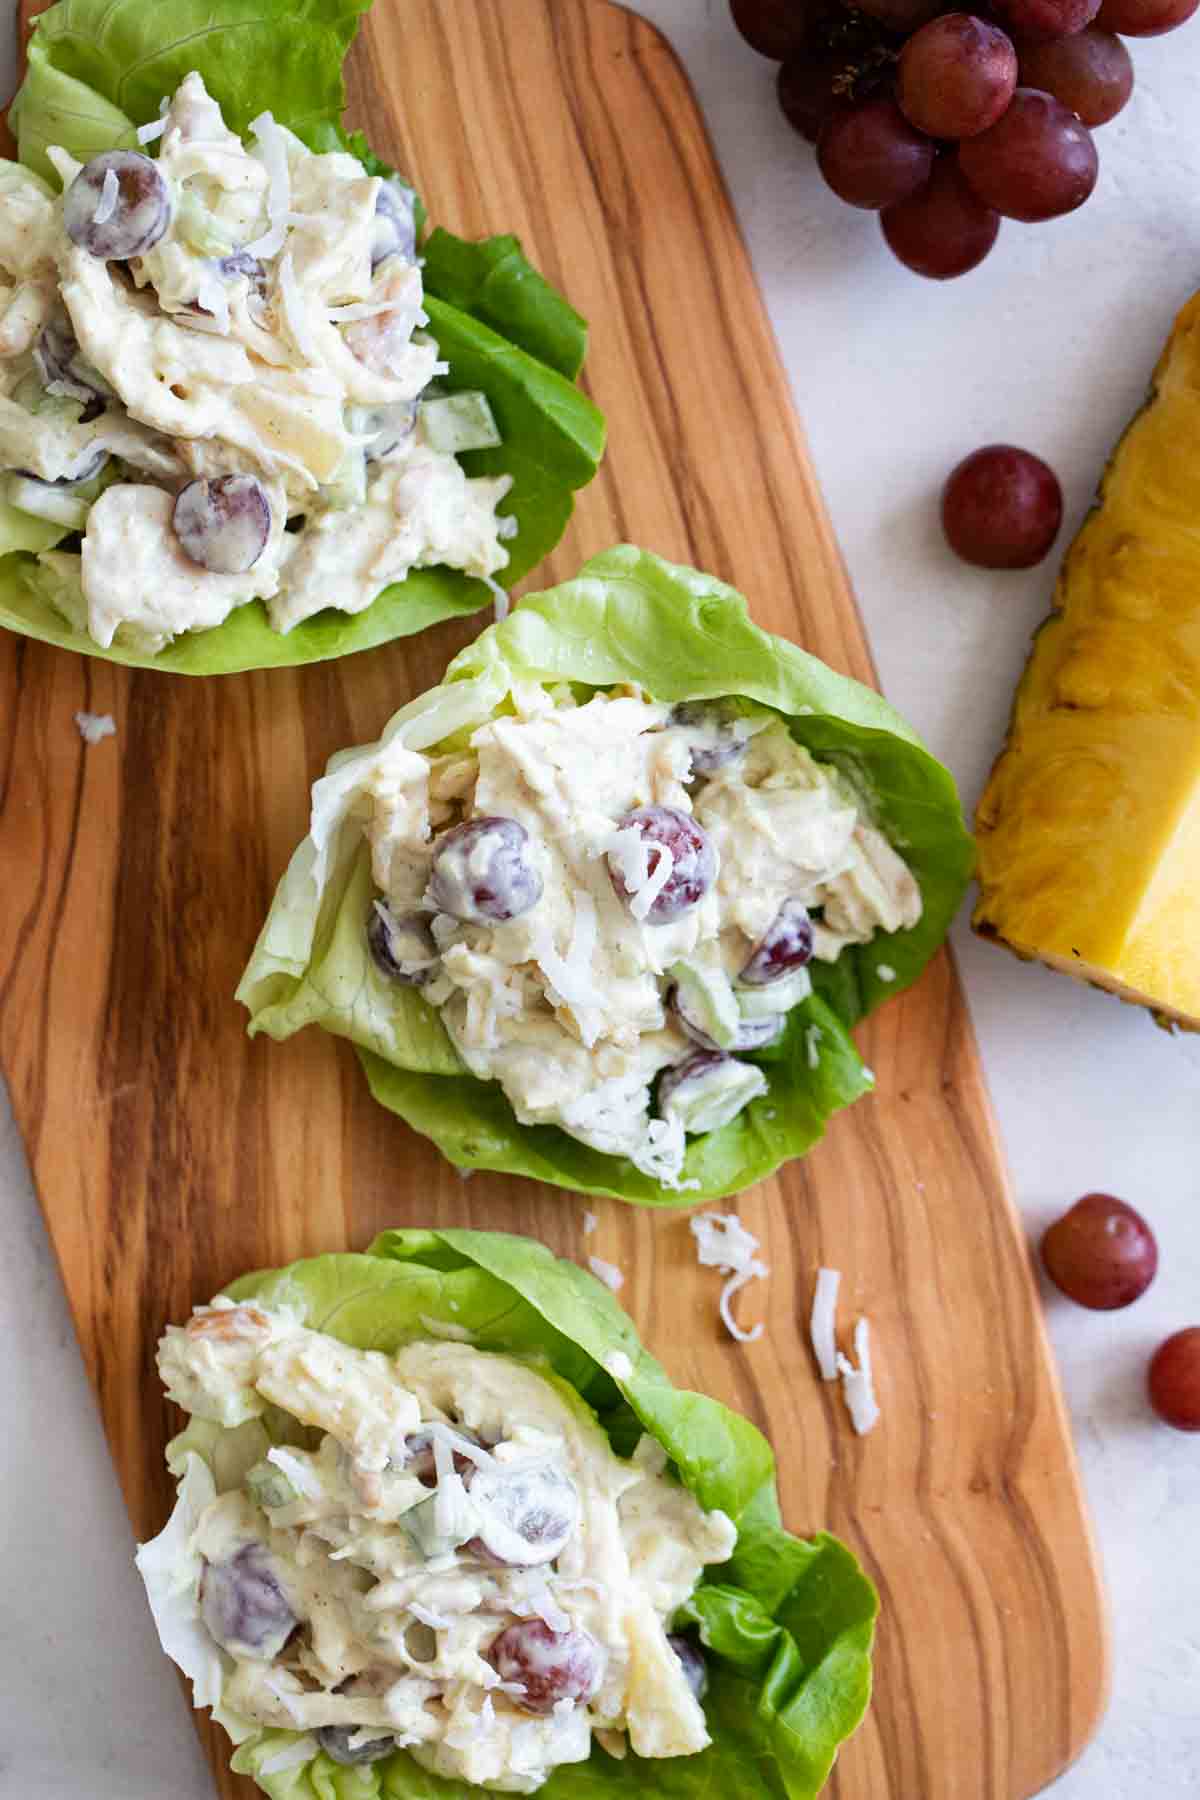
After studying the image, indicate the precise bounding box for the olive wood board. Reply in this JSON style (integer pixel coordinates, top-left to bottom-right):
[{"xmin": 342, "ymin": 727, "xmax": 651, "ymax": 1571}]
[{"xmin": 0, "ymin": 1, "xmax": 1108, "ymax": 1795}]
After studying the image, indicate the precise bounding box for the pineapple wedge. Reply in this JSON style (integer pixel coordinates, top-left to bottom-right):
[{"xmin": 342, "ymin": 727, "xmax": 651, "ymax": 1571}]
[{"xmin": 975, "ymin": 292, "xmax": 1200, "ymax": 1030}]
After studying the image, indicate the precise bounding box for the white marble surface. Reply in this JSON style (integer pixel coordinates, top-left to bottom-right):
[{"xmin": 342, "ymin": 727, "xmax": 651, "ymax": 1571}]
[{"xmin": 2, "ymin": 2, "xmax": 1199, "ymax": 1795}]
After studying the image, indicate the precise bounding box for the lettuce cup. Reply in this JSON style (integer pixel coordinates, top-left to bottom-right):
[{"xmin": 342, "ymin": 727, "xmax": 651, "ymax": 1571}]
[
  {"xmin": 239, "ymin": 547, "xmax": 973, "ymax": 1202},
  {"xmin": 0, "ymin": 0, "xmax": 601, "ymax": 672},
  {"xmin": 136, "ymin": 1228, "xmax": 877, "ymax": 1799}
]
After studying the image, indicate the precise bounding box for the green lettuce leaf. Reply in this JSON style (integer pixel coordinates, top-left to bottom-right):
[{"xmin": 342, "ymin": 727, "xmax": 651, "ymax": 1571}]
[
  {"xmin": 238, "ymin": 546, "xmax": 973, "ymax": 1201},
  {"xmin": 2, "ymin": 0, "xmax": 603, "ymax": 674},
  {"xmin": 207, "ymin": 1229, "xmax": 875, "ymax": 1800}
]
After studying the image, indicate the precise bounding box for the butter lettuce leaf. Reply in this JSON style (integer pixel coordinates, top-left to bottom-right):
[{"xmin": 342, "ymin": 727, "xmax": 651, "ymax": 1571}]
[
  {"xmin": 238, "ymin": 547, "xmax": 973, "ymax": 1201},
  {"xmin": 1, "ymin": 0, "xmax": 602, "ymax": 673},
  {"xmin": 202, "ymin": 1231, "xmax": 876, "ymax": 1800}
]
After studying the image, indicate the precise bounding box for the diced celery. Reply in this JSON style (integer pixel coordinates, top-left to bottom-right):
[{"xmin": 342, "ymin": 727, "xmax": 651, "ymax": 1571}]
[
  {"xmin": 420, "ymin": 391, "xmax": 502, "ymax": 455},
  {"xmin": 669, "ymin": 960, "xmax": 740, "ymax": 1049},
  {"xmin": 177, "ymin": 189, "xmax": 240, "ymax": 258},
  {"xmin": 6, "ymin": 474, "xmax": 89, "ymax": 530},
  {"xmin": 737, "ymin": 967, "xmax": 812, "ymax": 1018},
  {"xmin": 245, "ymin": 1459, "xmax": 299, "ymax": 1511}
]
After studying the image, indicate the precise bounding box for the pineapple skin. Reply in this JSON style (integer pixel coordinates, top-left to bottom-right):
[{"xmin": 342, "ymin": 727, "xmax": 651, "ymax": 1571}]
[{"xmin": 974, "ymin": 291, "xmax": 1200, "ymax": 1031}]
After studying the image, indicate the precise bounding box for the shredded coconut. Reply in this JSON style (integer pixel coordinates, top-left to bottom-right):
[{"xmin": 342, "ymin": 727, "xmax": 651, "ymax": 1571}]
[
  {"xmin": 587, "ymin": 1257, "xmax": 624, "ymax": 1292},
  {"xmin": 135, "ymin": 115, "xmax": 168, "ymax": 146},
  {"xmin": 837, "ymin": 1318, "xmax": 880, "ymax": 1436},
  {"xmin": 690, "ymin": 1213, "xmax": 768, "ymax": 1344},
  {"xmin": 809, "ymin": 1267, "xmax": 842, "ymax": 1382},
  {"xmin": 581, "ymin": 1211, "xmax": 598, "ymax": 1238},
  {"xmin": 629, "ymin": 843, "xmax": 673, "ymax": 922},
  {"xmin": 481, "ymin": 573, "xmax": 510, "ymax": 622},
  {"xmin": 194, "ymin": 264, "xmax": 231, "ymax": 333},
  {"xmin": 93, "ymin": 167, "xmax": 120, "ymax": 225},
  {"xmin": 75, "ymin": 711, "xmax": 116, "ymax": 745},
  {"xmin": 805, "ymin": 1024, "xmax": 824, "ymax": 1070},
  {"xmin": 259, "ymin": 1737, "xmax": 319, "ymax": 1775},
  {"xmin": 246, "ymin": 110, "xmax": 292, "ymax": 260},
  {"xmin": 277, "ymin": 251, "xmax": 322, "ymax": 366},
  {"xmin": 876, "ymin": 963, "xmax": 896, "ymax": 983},
  {"xmin": 604, "ymin": 1350, "xmax": 633, "ymax": 1381}
]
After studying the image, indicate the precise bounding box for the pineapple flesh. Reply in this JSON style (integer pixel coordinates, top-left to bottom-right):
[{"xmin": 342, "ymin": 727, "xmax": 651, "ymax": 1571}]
[{"xmin": 975, "ymin": 292, "xmax": 1200, "ymax": 1030}]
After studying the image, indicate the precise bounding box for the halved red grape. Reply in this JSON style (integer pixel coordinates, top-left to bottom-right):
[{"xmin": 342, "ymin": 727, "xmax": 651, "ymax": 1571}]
[
  {"xmin": 668, "ymin": 1635, "xmax": 710, "ymax": 1701},
  {"xmin": 486, "ymin": 1621, "xmax": 601, "ymax": 1714},
  {"xmin": 63, "ymin": 151, "xmax": 171, "ymax": 261},
  {"xmin": 941, "ymin": 444, "xmax": 1063, "ymax": 568},
  {"xmin": 428, "ymin": 816, "xmax": 543, "ymax": 924},
  {"xmin": 371, "ymin": 180, "xmax": 417, "ymax": 268},
  {"xmin": 1095, "ymin": 0, "xmax": 1197, "ymax": 30},
  {"xmin": 817, "ymin": 99, "xmax": 935, "ymax": 210},
  {"xmin": 777, "ymin": 53, "xmax": 856, "ymax": 142},
  {"xmin": 367, "ymin": 904, "xmax": 438, "ymax": 985},
  {"xmin": 467, "ymin": 1462, "xmax": 580, "ymax": 1567},
  {"xmin": 740, "ymin": 898, "xmax": 815, "ymax": 984},
  {"xmin": 1041, "ymin": 1193, "xmax": 1158, "ymax": 1310},
  {"xmin": 958, "ymin": 88, "xmax": 1098, "ymax": 221},
  {"xmin": 1148, "ymin": 1330, "xmax": 1200, "ymax": 1431},
  {"xmin": 1016, "ymin": 28, "xmax": 1133, "ymax": 125},
  {"xmin": 218, "ymin": 251, "xmax": 267, "ymax": 292},
  {"xmin": 881, "ymin": 156, "xmax": 1000, "ymax": 279},
  {"xmin": 200, "ymin": 1543, "xmax": 297, "ymax": 1658},
  {"xmin": 731, "ymin": 0, "xmax": 814, "ymax": 58},
  {"xmin": 898, "ymin": 15, "xmax": 1018, "ymax": 139},
  {"xmin": 990, "ymin": 0, "xmax": 1100, "ymax": 37},
  {"xmin": 316, "ymin": 1728, "xmax": 396, "ymax": 1767},
  {"xmin": 607, "ymin": 807, "xmax": 715, "ymax": 925},
  {"xmin": 173, "ymin": 475, "xmax": 271, "ymax": 574}
]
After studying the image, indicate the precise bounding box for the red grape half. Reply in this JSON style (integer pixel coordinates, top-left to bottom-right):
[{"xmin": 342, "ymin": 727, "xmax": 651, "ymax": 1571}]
[
  {"xmin": 1041, "ymin": 1193, "xmax": 1158, "ymax": 1310},
  {"xmin": 1148, "ymin": 1330, "xmax": 1200, "ymax": 1432}
]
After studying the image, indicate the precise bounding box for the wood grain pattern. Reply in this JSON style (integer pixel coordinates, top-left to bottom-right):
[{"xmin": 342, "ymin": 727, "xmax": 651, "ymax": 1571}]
[{"xmin": 1, "ymin": 3, "xmax": 1108, "ymax": 1796}]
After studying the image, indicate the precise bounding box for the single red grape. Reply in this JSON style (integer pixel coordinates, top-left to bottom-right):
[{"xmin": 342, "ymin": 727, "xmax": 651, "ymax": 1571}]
[
  {"xmin": 1148, "ymin": 1330, "xmax": 1200, "ymax": 1431},
  {"xmin": 941, "ymin": 444, "xmax": 1063, "ymax": 568},
  {"xmin": 1016, "ymin": 28, "xmax": 1134, "ymax": 125},
  {"xmin": 607, "ymin": 807, "xmax": 716, "ymax": 923},
  {"xmin": 778, "ymin": 53, "xmax": 855, "ymax": 142},
  {"xmin": 428, "ymin": 816, "xmax": 543, "ymax": 923},
  {"xmin": 881, "ymin": 155, "xmax": 1000, "ymax": 279},
  {"xmin": 740, "ymin": 898, "xmax": 815, "ymax": 983},
  {"xmin": 990, "ymin": 0, "xmax": 1101, "ymax": 39},
  {"xmin": 731, "ymin": 0, "xmax": 812, "ymax": 58},
  {"xmin": 898, "ymin": 15, "xmax": 1018, "ymax": 139},
  {"xmin": 1096, "ymin": 0, "xmax": 1198, "ymax": 30},
  {"xmin": 958, "ymin": 89, "xmax": 1098, "ymax": 222},
  {"xmin": 1041, "ymin": 1193, "xmax": 1158, "ymax": 1310},
  {"xmin": 64, "ymin": 150, "xmax": 171, "ymax": 260},
  {"xmin": 487, "ymin": 1621, "xmax": 601, "ymax": 1713},
  {"xmin": 817, "ymin": 98, "xmax": 935, "ymax": 210}
]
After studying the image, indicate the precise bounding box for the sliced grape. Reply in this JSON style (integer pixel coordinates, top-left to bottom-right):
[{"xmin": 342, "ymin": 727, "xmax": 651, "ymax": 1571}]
[
  {"xmin": 658, "ymin": 1051, "xmax": 768, "ymax": 1134},
  {"xmin": 897, "ymin": 15, "xmax": 1018, "ymax": 139},
  {"xmin": 817, "ymin": 99, "xmax": 935, "ymax": 210},
  {"xmin": 371, "ymin": 180, "xmax": 417, "ymax": 268},
  {"xmin": 958, "ymin": 89, "xmax": 1097, "ymax": 222},
  {"xmin": 367, "ymin": 904, "xmax": 439, "ymax": 985},
  {"xmin": 467, "ymin": 1462, "xmax": 580, "ymax": 1566},
  {"xmin": 400, "ymin": 1428, "xmax": 487, "ymax": 1488},
  {"xmin": 941, "ymin": 444, "xmax": 1063, "ymax": 569},
  {"xmin": 199, "ymin": 1543, "xmax": 297, "ymax": 1659},
  {"xmin": 607, "ymin": 807, "xmax": 716, "ymax": 925},
  {"xmin": 668, "ymin": 1634, "xmax": 710, "ymax": 1701},
  {"xmin": 740, "ymin": 898, "xmax": 815, "ymax": 984},
  {"xmin": 428, "ymin": 816, "xmax": 543, "ymax": 924},
  {"xmin": 1147, "ymin": 1330, "xmax": 1200, "ymax": 1431},
  {"xmin": 1096, "ymin": 0, "xmax": 1197, "ymax": 30},
  {"xmin": 731, "ymin": 0, "xmax": 813, "ymax": 59},
  {"xmin": 1041, "ymin": 1193, "xmax": 1158, "ymax": 1309},
  {"xmin": 173, "ymin": 474, "xmax": 271, "ymax": 574},
  {"xmin": 219, "ymin": 250, "xmax": 267, "ymax": 292},
  {"xmin": 63, "ymin": 151, "xmax": 171, "ymax": 261},
  {"xmin": 881, "ymin": 156, "xmax": 1000, "ymax": 279},
  {"xmin": 671, "ymin": 699, "xmax": 757, "ymax": 774},
  {"xmin": 316, "ymin": 1727, "xmax": 397, "ymax": 1767},
  {"xmin": 486, "ymin": 1621, "xmax": 601, "ymax": 1714},
  {"xmin": 1016, "ymin": 28, "xmax": 1133, "ymax": 125},
  {"xmin": 668, "ymin": 982, "xmax": 785, "ymax": 1053}
]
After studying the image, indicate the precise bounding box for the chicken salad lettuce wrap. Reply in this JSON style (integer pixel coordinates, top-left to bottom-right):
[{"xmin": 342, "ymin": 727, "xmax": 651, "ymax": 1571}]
[
  {"xmin": 238, "ymin": 548, "xmax": 974, "ymax": 1203},
  {"xmin": 0, "ymin": 0, "xmax": 602, "ymax": 672},
  {"xmin": 136, "ymin": 1228, "xmax": 877, "ymax": 1799}
]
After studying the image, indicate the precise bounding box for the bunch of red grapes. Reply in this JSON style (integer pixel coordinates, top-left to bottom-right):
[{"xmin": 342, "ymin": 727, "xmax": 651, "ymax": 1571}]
[{"xmin": 732, "ymin": 0, "xmax": 1198, "ymax": 278}]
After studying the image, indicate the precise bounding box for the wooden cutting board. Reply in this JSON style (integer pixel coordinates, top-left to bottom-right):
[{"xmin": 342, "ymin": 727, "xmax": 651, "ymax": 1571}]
[{"xmin": 0, "ymin": 2, "xmax": 1108, "ymax": 1795}]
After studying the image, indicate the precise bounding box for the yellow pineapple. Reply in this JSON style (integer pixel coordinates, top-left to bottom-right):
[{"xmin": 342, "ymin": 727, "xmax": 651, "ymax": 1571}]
[{"xmin": 975, "ymin": 292, "xmax": 1200, "ymax": 1030}]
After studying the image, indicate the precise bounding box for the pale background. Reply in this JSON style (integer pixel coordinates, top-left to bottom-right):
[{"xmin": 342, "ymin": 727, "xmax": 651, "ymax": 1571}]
[{"xmin": 2, "ymin": 1, "xmax": 1199, "ymax": 1794}]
